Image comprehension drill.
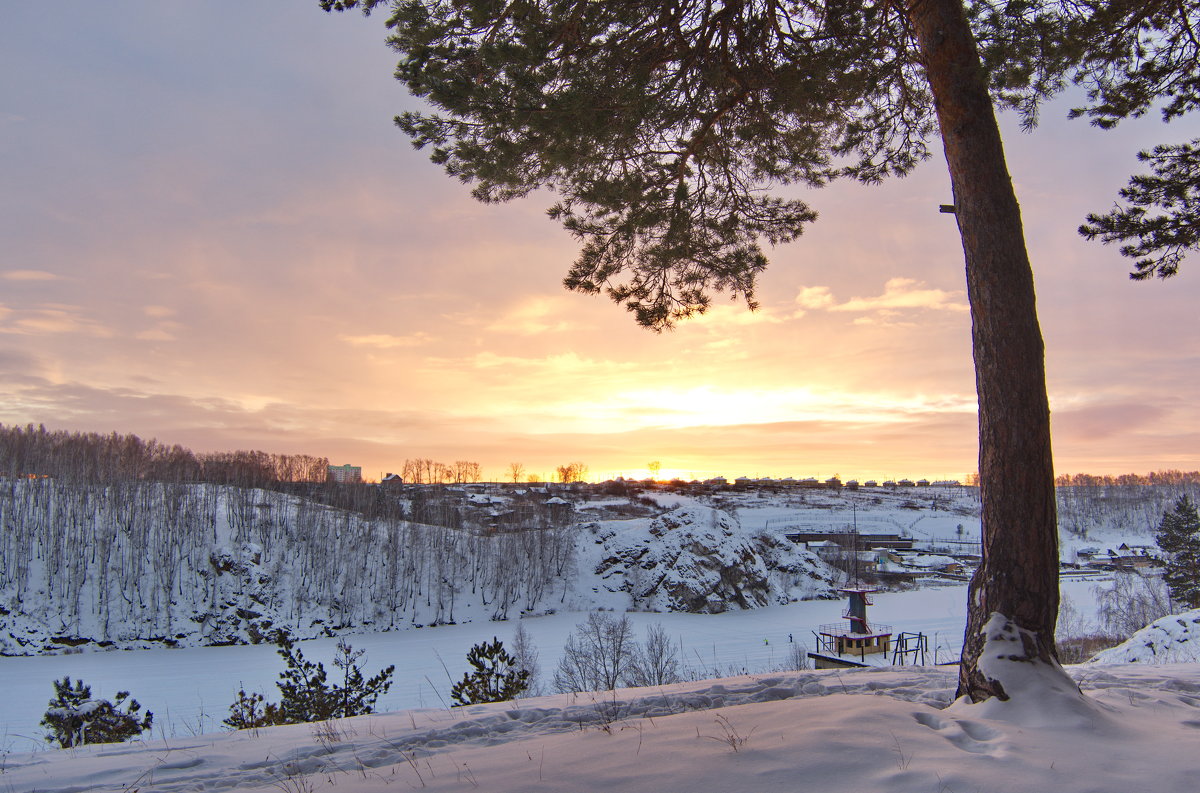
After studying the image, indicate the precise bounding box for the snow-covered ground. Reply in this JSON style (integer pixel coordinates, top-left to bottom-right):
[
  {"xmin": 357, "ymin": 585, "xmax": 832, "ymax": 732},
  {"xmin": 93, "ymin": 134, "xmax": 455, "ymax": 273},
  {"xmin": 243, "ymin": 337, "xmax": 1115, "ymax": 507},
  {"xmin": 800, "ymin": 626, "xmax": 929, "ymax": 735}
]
[
  {"xmin": 6, "ymin": 660, "xmax": 1200, "ymax": 793},
  {"xmin": 0, "ymin": 578, "xmax": 1109, "ymax": 752},
  {"xmin": 4, "ymin": 481, "xmax": 1187, "ymax": 790},
  {"xmin": 1089, "ymin": 608, "xmax": 1200, "ymax": 664}
]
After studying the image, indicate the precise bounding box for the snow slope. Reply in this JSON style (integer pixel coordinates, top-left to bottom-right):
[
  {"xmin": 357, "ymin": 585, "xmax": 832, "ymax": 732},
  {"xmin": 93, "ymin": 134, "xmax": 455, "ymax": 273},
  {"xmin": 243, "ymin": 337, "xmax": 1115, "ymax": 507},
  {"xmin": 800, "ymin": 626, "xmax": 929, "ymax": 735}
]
[
  {"xmin": 6, "ymin": 663, "xmax": 1200, "ymax": 793},
  {"xmin": 10, "ymin": 480, "xmax": 1175, "ymax": 657},
  {"xmin": 1, "ymin": 485, "xmax": 845, "ymax": 655},
  {"xmin": 1089, "ymin": 608, "xmax": 1200, "ymax": 664}
]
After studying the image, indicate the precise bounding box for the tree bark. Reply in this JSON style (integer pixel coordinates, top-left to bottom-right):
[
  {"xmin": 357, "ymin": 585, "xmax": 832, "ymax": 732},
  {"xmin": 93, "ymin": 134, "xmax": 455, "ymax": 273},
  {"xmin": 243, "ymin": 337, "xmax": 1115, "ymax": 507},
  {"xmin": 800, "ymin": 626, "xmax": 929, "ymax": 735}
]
[{"xmin": 903, "ymin": 0, "xmax": 1062, "ymax": 702}]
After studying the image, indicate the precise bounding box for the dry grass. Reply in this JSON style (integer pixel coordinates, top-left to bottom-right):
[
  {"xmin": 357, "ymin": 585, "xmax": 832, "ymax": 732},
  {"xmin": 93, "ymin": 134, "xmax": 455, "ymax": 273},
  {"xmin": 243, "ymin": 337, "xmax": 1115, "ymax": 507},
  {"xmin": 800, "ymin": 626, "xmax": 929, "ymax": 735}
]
[{"xmin": 1057, "ymin": 633, "xmax": 1123, "ymax": 664}]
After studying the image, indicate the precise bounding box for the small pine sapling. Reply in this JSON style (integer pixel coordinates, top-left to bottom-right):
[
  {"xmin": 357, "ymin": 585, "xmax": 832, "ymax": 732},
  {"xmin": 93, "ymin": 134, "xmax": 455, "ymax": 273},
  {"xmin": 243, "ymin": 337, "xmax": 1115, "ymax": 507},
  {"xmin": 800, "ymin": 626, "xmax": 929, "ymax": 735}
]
[
  {"xmin": 41, "ymin": 676, "xmax": 153, "ymax": 748},
  {"xmin": 274, "ymin": 631, "xmax": 338, "ymax": 724},
  {"xmin": 451, "ymin": 637, "xmax": 530, "ymax": 706},
  {"xmin": 271, "ymin": 631, "xmax": 395, "ymax": 724},
  {"xmin": 223, "ymin": 687, "xmax": 286, "ymax": 730},
  {"xmin": 331, "ymin": 639, "xmax": 395, "ymax": 718}
]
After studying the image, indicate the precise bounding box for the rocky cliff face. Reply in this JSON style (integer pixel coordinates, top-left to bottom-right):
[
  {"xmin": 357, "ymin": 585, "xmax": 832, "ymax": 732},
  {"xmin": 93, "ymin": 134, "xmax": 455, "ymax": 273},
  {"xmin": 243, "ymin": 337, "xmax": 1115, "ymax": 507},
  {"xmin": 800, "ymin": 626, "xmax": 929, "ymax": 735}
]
[{"xmin": 589, "ymin": 505, "xmax": 837, "ymax": 612}]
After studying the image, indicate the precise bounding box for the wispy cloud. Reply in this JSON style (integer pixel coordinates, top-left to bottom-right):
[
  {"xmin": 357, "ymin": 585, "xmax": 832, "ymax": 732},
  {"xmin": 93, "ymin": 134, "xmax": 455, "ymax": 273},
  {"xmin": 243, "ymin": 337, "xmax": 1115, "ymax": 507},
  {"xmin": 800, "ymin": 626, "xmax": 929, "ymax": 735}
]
[
  {"xmin": 677, "ymin": 302, "xmax": 786, "ymax": 330},
  {"xmin": 468, "ymin": 350, "xmax": 637, "ymax": 376},
  {"xmin": 796, "ymin": 278, "xmax": 968, "ymax": 315},
  {"xmin": 485, "ymin": 295, "xmax": 586, "ymax": 335},
  {"xmin": 340, "ymin": 332, "xmax": 432, "ymax": 349},
  {"xmin": 0, "ymin": 305, "xmax": 112, "ymax": 337},
  {"xmin": 136, "ymin": 328, "xmax": 179, "ymax": 342},
  {"xmin": 2, "ymin": 270, "xmax": 62, "ymax": 281}
]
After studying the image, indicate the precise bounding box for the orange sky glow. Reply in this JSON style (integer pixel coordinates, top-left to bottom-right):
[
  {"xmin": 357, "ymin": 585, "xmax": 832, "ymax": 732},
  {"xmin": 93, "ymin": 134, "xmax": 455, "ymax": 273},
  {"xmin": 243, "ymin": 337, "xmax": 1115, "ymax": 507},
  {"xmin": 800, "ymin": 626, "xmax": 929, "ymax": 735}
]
[{"xmin": 2, "ymin": 3, "xmax": 1199, "ymax": 484}]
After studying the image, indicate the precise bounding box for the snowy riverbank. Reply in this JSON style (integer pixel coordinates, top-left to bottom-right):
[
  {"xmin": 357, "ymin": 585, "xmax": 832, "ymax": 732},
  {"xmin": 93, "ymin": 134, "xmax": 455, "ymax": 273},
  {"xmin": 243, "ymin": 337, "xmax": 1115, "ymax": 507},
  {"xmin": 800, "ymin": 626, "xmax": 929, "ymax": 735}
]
[{"xmin": 0, "ymin": 579, "xmax": 1111, "ymax": 750}]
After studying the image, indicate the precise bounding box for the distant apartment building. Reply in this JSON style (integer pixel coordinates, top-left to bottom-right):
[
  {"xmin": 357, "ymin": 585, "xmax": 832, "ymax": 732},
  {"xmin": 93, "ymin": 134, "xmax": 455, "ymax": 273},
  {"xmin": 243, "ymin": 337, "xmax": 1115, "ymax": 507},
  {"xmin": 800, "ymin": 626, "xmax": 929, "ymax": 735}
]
[{"xmin": 327, "ymin": 463, "xmax": 362, "ymax": 484}]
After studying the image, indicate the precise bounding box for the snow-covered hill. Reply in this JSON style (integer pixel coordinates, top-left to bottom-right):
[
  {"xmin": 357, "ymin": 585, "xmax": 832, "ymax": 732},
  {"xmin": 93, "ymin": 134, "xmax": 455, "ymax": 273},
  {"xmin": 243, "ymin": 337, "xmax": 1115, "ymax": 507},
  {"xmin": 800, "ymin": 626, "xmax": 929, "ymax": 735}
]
[
  {"xmin": 4, "ymin": 478, "xmax": 1192, "ymax": 657},
  {"xmin": 0, "ymin": 484, "xmax": 839, "ymax": 655},
  {"xmin": 0, "ymin": 480, "xmax": 579, "ymax": 654},
  {"xmin": 1089, "ymin": 608, "xmax": 1200, "ymax": 664}
]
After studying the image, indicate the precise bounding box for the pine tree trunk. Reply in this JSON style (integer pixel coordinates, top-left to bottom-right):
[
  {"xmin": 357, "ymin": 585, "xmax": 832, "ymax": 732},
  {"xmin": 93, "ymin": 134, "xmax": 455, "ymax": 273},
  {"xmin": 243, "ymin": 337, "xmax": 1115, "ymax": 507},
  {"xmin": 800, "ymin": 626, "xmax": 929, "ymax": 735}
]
[{"xmin": 904, "ymin": 0, "xmax": 1062, "ymax": 702}]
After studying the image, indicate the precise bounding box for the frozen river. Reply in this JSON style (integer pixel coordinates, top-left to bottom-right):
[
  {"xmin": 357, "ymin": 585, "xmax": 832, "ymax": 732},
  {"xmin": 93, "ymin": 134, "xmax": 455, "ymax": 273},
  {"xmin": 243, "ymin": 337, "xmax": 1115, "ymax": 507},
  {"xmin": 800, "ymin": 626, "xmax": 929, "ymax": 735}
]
[{"xmin": 0, "ymin": 577, "xmax": 1109, "ymax": 750}]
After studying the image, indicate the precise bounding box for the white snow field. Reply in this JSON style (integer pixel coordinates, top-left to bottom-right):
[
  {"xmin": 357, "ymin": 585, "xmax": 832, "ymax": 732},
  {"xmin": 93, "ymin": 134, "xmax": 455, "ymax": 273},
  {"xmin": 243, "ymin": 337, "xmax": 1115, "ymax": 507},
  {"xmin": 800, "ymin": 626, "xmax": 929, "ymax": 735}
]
[
  {"xmin": 5, "ymin": 660, "xmax": 1200, "ymax": 793},
  {"xmin": 0, "ymin": 579, "xmax": 1107, "ymax": 748}
]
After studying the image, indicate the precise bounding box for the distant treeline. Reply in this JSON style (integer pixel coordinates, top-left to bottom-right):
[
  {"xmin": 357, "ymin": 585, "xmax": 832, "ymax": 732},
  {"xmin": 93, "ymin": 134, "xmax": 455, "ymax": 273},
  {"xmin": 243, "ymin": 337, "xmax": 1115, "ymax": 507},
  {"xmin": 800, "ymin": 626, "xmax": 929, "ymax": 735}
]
[
  {"xmin": 0, "ymin": 423, "xmax": 329, "ymax": 487},
  {"xmin": 1054, "ymin": 471, "xmax": 1200, "ymax": 487}
]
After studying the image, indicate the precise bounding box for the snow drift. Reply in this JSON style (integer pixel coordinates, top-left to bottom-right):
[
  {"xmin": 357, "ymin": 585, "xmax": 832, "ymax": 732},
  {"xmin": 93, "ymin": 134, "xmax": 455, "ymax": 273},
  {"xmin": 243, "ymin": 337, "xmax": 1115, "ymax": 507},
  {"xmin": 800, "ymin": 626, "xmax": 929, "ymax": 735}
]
[{"xmin": 1089, "ymin": 608, "xmax": 1200, "ymax": 664}]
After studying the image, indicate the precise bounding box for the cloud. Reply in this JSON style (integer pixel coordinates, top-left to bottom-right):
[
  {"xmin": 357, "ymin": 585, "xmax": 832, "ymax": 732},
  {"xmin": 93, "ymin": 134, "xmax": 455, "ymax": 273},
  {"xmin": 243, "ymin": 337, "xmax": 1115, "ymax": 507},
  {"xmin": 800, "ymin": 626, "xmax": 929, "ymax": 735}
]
[
  {"xmin": 485, "ymin": 295, "xmax": 586, "ymax": 335},
  {"xmin": 677, "ymin": 301, "xmax": 785, "ymax": 330},
  {"xmin": 795, "ymin": 286, "xmax": 835, "ymax": 310},
  {"xmin": 2, "ymin": 270, "xmax": 62, "ymax": 281},
  {"xmin": 0, "ymin": 347, "xmax": 44, "ymax": 380},
  {"xmin": 467, "ymin": 351, "xmax": 636, "ymax": 376},
  {"xmin": 143, "ymin": 305, "xmax": 175, "ymax": 318},
  {"xmin": 1052, "ymin": 401, "xmax": 1170, "ymax": 441},
  {"xmin": 136, "ymin": 328, "xmax": 178, "ymax": 342},
  {"xmin": 0, "ymin": 305, "xmax": 112, "ymax": 337},
  {"xmin": 537, "ymin": 384, "xmax": 978, "ymax": 437},
  {"xmin": 340, "ymin": 332, "xmax": 432, "ymax": 349},
  {"xmin": 795, "ymin": 278, "xmax": 968, "ymax": 315}
]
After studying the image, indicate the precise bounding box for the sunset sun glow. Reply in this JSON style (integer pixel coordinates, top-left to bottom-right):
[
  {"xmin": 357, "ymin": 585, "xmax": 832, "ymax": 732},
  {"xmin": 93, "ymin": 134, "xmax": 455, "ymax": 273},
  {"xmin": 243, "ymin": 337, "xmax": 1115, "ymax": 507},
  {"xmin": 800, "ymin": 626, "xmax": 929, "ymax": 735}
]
[{"xmin": 1, "ymin": 3, "xmax": 1198, "ymax": 483}]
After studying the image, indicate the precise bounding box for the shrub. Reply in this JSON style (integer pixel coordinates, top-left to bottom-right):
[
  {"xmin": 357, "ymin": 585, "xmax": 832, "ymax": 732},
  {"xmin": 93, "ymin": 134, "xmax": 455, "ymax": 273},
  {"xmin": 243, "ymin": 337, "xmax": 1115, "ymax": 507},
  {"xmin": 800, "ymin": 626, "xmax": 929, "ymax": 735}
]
[
  {"xmin": 625, "ymin": 623, "xmax": 682, "ymax": 686},
  {"xmin": 225, "ymin": 632, "xmax": 395, "ymax": 729},
  {"xmin": 553, "ymin": 613, "xmax": 635, "ymax": 693},
  {"xmin": 511, "ymin": 621, "xmax": 542, "ymax": 696},
  {"xmin": 450, "ymin": 637, "xmax": 530, "ymax": 706},
  {"xmin": 223, "ymin": 688, "xmax": 286, "ymax": 730},
  {"xmin": 41, "ymin": 676, "xmax": 153, "ymax": 748}
]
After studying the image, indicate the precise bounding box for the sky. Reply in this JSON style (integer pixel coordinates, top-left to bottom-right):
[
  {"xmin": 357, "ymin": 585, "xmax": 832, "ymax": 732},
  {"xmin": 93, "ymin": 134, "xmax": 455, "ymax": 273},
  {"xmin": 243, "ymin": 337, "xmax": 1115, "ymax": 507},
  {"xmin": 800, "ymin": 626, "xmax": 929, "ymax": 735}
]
[{"xmin": 2, "ymin": 2, "xmax": 1199, "ymax": 483}]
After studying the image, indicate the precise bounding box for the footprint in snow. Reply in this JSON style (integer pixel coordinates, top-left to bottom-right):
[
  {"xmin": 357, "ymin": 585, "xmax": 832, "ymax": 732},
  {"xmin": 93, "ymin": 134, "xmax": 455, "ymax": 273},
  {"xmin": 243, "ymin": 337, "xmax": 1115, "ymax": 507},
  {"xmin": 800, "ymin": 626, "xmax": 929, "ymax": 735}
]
[{"xmin": 912, "ymin": 710, "xmax": 1004, "ymax": 756}]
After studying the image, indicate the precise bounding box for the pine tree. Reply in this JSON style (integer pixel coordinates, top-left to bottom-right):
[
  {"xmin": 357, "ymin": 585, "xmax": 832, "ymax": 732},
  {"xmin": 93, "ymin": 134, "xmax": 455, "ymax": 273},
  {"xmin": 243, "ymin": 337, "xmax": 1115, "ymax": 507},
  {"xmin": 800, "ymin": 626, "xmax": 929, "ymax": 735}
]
[
  {"xmin": 271, "ymin": 632, "xmax": 395, "ymax": 724},
  {"xmin": 320, "ymin": 0, "xmax": 1180, "ymax": 702},
  {"xmin": 330, "ymin": 639, "xmax": 396, "ymax": 718},
  {"xmin": 223, "ymin": 688, "xmax": 286, "ymax": 731},
  {"xmin": 450, "ymin": 638, "xmax": 530, "ymax": 706},
  {"xmin": 274, "ymin": 632, "xmax": 338, "ymax": 723},
  {"xmin": 41, "ymin": 677, "xmax": 153, "ymax": 748},
  {"xmin": 1156, "ymin": 496, "xmax": 1200, "ymax": 608},
  {"xmin": 1072, "ymin": 2, "xmax": 1200, "ymax": 278}
]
